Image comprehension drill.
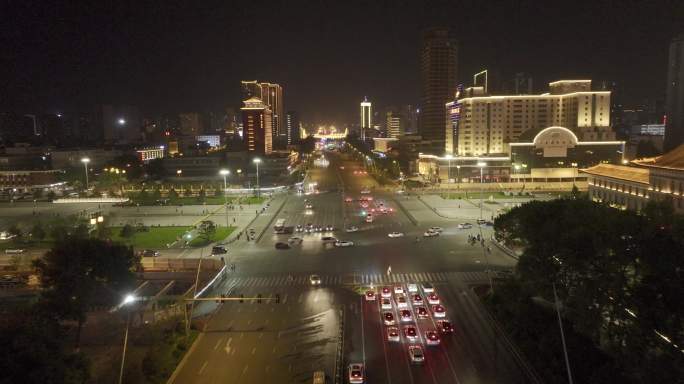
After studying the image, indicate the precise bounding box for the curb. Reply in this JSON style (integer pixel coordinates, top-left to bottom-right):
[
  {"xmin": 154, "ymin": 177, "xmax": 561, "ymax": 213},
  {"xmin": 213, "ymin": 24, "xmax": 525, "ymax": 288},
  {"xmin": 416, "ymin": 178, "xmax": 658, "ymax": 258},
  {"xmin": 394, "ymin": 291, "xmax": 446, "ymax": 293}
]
[
  {"xmin": 165, "ymin": 332, "xmax": 204, "ymax": 384},
  {"xmin": 256, "ymin": 194, "xmax": 289, "ymax": 243},
  {"xmin": 390, "ymin": 195, "xmax": 418, "ymax": 226}
]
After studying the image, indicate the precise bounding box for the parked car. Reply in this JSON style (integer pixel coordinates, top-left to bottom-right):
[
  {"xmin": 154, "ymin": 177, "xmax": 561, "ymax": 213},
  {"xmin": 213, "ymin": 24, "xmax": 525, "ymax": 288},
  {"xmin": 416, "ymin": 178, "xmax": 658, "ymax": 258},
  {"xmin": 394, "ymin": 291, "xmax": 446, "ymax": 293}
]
[
  {"xmin": 211, "ymin": 246, "xmax": 227, "ymax": 255},
  {"xmin": 275, "ymin": 242, "xmax": 290, "ymax": 250},
  {"xmin": 140, "ymin": 249, "xmax": 159, "ymax": 257}
]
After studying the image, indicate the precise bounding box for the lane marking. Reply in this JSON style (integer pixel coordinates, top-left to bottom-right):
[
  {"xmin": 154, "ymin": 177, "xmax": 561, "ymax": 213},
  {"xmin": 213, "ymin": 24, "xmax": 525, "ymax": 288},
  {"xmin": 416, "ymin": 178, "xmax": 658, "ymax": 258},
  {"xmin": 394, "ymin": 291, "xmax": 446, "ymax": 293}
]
[
  {"xmin": 198, "ymin": 361, "xmax": 208, "ymax": 375},
  {"xmin": 214, "ymin": 338, "xmax": 222, "ymax": 350},
  {"xmin": 251, "ymin": 347, "xmax": 257, "ymax": 355},
  {"xmin": 360, "ymin": 297, "xmax": 366, "ymax": 365}
]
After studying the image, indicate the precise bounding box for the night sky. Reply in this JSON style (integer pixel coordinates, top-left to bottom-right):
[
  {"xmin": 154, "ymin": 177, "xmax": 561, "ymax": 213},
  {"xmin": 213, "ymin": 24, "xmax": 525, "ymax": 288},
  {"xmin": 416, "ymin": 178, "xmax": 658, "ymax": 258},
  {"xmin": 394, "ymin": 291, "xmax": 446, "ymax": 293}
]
[{"xmin": 2, "ymin": 0, "xmax": 683, "ymax": 124}]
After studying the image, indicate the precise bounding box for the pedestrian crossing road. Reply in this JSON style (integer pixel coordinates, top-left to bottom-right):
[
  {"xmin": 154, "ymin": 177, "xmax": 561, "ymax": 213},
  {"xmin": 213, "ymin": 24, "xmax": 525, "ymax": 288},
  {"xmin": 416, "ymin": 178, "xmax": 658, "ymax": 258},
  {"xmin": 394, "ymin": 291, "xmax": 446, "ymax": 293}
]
[{"xmin": 223, "ymin": 270, "xmax": 499, "ymax": 288}]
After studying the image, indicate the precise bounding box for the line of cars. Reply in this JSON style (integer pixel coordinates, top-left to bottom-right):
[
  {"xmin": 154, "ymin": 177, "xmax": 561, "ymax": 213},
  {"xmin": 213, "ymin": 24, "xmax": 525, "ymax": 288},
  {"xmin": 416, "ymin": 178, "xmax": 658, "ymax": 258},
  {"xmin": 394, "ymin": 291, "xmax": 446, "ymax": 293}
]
[{"xmin": 367, "ymin": 282, "xmax": 454, "ymax": 366}]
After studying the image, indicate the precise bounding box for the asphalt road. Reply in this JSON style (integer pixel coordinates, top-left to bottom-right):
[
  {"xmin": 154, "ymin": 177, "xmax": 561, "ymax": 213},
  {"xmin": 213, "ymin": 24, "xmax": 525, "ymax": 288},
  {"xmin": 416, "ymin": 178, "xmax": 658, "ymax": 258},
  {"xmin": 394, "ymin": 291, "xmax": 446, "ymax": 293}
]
[{"xmin": 172, "ymin": 150, "xmax": 533, "ymax": 384}]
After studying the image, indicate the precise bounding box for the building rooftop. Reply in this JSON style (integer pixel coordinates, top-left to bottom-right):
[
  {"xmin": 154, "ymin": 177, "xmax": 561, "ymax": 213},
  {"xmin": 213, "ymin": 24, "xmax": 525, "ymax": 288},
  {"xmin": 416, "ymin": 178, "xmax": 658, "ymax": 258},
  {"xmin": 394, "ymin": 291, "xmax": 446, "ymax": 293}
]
[
  {"xmin": 581, "ymin": 164, "xmax": 650, "ymax": 184},
  {"xmin": 632, "ymin": 143, "xmax": 684, "ymax": 170}
]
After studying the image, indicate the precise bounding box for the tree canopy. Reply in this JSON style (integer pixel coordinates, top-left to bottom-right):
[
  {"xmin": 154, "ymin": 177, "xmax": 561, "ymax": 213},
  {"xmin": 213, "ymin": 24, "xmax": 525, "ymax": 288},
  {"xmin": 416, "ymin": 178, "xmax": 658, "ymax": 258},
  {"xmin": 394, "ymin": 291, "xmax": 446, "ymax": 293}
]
[
  {"xmin": 33, "ymin": 238, "xmax": 138, "ymax": 346},
  {"xmin": 494, "ymin": 198, "xmax": 684, "ymax": 383}
]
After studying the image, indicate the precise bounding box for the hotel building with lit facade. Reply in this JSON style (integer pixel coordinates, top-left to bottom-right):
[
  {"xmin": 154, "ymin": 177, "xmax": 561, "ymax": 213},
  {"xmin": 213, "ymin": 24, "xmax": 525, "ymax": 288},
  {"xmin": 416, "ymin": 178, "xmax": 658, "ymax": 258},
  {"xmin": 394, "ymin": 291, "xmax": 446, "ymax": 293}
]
[{"xmin": 414, "ymin": 80, "xmax": 625, "ymax": 183}]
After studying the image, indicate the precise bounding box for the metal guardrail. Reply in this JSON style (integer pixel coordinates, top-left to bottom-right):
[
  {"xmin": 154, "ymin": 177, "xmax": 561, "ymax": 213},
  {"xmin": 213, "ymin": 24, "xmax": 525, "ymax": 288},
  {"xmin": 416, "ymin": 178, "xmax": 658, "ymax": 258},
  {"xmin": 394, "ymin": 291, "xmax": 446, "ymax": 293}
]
[
  {"xmin": 334, "ymin": 305, "xmax": 345, "ymax": 384},
  {"xmin": 52, "ymin": 197, "xmax": 130, "ymax": 204}
]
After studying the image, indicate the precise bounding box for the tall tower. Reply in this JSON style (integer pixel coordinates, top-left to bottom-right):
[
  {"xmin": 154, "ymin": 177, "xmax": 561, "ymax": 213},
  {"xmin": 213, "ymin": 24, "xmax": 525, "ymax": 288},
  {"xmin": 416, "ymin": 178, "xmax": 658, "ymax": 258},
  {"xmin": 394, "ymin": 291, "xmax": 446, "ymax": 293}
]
[
  {"xmin": 241, "ymin": 80, "xmax": 284, "ymax": 140},
  {"xmin": 285, "ymin": 111, "xmax": 300, "ymax": 144},
  {"xmin": 241, "ymin": 97, "xmax": 273, "ymax": 155},
  {"xmin": 665, "ymin": 34, "xmax": 684, "ymax": 152},
  {"xmin": 420, "ymin": 28, "xmax": 458, "ymax": 154},
  {"xmin": 360, "ymin": 97, "xmax": 372, "ymax": 140}
]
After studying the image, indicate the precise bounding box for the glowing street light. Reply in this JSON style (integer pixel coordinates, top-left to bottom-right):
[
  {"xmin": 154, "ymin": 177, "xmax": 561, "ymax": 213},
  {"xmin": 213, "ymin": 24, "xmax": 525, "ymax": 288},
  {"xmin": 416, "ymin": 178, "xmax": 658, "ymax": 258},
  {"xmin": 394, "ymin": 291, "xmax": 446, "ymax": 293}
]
[
  {"xmin": 219, "ymin": 169, "xmax": 230, "ymax": 227},
  {"xmin": 477, "ymin": 162, "xmax": 487, "ymax": 220},
  {"xmin": 445, "ymin": 154, "xmax": 453, "ymax": 183},
  {"xmin": 119, "ymin": 293, "xmax": 137, "ymax": 384},
  {"xmin": 456, "ymin": 165, "xmax": 461, "ymax": 189},
  {"xmin": 118, "ymin": 118, "xmax": 126, "ymax": 125},
  {"xmin": 253, "ymin": 158, "xmax": 261, "ymax": 197},
  {"xmin": 219, "ymin": 169, "xmax": 230, "ymax": 190},
  {"xmin": 81, "ymin": 157, "xmax": 90, "ymax": 189}
]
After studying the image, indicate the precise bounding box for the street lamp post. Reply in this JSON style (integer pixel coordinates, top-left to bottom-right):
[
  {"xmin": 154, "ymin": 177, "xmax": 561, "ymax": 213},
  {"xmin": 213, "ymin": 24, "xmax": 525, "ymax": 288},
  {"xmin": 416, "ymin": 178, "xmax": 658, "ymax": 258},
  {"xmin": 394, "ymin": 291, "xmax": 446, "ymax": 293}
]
[
  {"xmin": 477, "ymin": 162, "xmax": 486, "ymax": 220},
  {"xmin": 514, "ymin": 164, "xmax": 521, "ymax": 184},
  {"xmin": 456, "ymin": 165, "xmax": 461, "ymax": 190},
  {"xmin": 253, "ymin": 158, "xmax": 261, "ymax": 197},
  {"xmin": 445, "ymin": 154, "xmax": 453, "ymax": 184},
  {"xmin": 119, "ymin": 294, "xmax": 136, "ymax": 384},
  {"xmin": 219, "ymin": 169, "xmax": 230, "ymax": 228},
  {"xmin": 81, "ymin": 157, "xmax": 90, "ymax": 190}
]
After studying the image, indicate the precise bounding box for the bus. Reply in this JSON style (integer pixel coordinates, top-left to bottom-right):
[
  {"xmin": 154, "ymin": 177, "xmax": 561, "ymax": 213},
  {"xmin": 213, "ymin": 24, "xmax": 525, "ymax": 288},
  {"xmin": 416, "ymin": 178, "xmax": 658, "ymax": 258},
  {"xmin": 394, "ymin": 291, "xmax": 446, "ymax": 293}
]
[
  {"xmin": 274, "ymin": 219, "xmax": 293, "ymax": 234},
  {"xmin": 274, "ymin": 219, "xmax": 286, "ymax": 233}
]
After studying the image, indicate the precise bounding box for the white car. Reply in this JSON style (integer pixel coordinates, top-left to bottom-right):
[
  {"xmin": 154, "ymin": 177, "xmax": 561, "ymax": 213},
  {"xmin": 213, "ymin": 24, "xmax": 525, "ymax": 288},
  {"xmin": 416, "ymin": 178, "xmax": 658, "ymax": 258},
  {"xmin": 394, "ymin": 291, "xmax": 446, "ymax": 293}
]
[
  {"xmin": 388, "ymin": 232, "xmax": 404, "ymax": 238},
  {"xmin": 345, "ymin": 226, "xmax": 359, "ymax": 233},
  {"xmin": 309, "ymin": 274, "xmax": 322, "ymax": 285},
  {"xmin": 409, "ymin": 345, "xmax": 425, "ymax": 364},
  {"xmin": 432, "ymin": 304, "xmax": 446, "ymax": 318},
  {"xmin": 381, "ymin": 287, "xmax": 391, "ymax": 298},
  {"xmin": 407, "ymin": 283, "xmax": 418, "ymax": 293},
  {"xmin": 394, "ymin": 285, "xmax": 404, "ymax": 294},
  {"xmin": 423, "ymin": 230, "xmax": 439, "ymax": 237},
  {"xmin": 387, "ymin": 326, "xmax": 400, "ymax": 342},
  {"xmin": 429, "ymin": 226, "xmax": 444, "ymax": 233},
  {"xmin": 321, "ymin": 236, "xmax": 337, "ymax": 244},
  {"xmin": 381, "ymin": 298, "xmax": 392, "ymax": 310},
  {"xmin": 360, "ymin": 189, "xmax": 371, "ymax": 194},
  {"xmin": 287, "ymin": 237, "xmax": 303, "ymax": 244},
  {"xmin": 425, "ymin": 330, "xmax": 441, "ymax": 345},
  {"xmin": 427, "ymin": 293, "xmax": 440, "ymax": 305},
  {"xmin": 334, "ymin": 240, "xmax": 354, "ymax": 247},
  {"xmin": 421, "ymin": 282, "xmax": 435, "ymax": 293},
  {"xmin": 348, "ymin": 363, "xmax": 364, "ymax": 384},
  {"xmin": 395, "ymin": 294, "xmax": 408, "ymax": 308},
  {"xmin": 457, "ymin": 223, "xmax": 473, "ymax": 229}
]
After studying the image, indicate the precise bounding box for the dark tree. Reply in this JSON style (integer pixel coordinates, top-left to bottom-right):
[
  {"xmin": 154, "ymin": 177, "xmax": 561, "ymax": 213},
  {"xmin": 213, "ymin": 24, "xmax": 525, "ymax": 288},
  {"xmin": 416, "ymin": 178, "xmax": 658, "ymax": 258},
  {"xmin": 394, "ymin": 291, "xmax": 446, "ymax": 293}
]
[
  {"xmin": 33, "ymin": 238, "xmax": 137, "ymax": 347},
  {"xmin": 31, "ymin": 222, "xmax": 46, "ymax": 241},
  {"xmin": 197, "ymin": 220, "xmax": 216, "ymax": 243},
  {"xmin": 145, "ymin": 158, "xmax": 165, "ymax": 180},
  {"xmin": 0, "ymin": 308, "xmax": 90, "ymax": 384},
  {"xmin": 119, "ymin": 224, "xmax": 135, "ymax": 238}
]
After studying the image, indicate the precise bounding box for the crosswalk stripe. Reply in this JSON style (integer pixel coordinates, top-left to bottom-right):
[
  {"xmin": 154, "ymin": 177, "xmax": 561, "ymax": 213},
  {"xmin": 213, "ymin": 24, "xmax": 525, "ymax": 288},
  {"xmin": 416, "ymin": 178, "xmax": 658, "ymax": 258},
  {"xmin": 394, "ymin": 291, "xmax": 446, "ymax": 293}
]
[{"xmin": 221, "ymin": 270, "xmax": 498, "ymax": 287}]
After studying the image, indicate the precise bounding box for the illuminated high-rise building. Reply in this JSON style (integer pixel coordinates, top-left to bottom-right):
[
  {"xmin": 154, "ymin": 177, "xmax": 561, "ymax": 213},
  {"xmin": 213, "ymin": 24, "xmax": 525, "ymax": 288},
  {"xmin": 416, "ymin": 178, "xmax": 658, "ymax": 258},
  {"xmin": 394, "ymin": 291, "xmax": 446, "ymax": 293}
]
[
  {"xmin": 360, "ymin": 97, "xmax": 372, "ymax": 140},
  {"xmin": 241, "ymin": 80, "xmax": 284, "ymax": 139},
  {"xmin": 420, "ymin": 28, "xmax": 458, "ymax": 154},
  {"xmin": 449, "ymin": 80, "xmax": 613, "ymax": 156},
  {"xmin": 241, "ymin": 97, "xmax": 272, "ymax": 155},
  {"xmin": 664, "ymin": 34, "xmax": 684, "ymax": 151},
  {"xmin": 285, "ymin": 111, "xmax": 300, "ymax": 144},
  {"xmin": 386, "ymin": 108, "xmax": 405, "ymax": 138}
]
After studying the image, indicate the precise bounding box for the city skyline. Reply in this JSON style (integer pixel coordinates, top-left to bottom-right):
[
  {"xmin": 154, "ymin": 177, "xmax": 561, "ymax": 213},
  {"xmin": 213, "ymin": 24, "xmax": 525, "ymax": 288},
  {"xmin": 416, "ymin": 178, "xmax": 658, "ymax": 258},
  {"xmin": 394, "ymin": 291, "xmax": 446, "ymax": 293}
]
[{"xmin": 2, "ymin": 1, "xmax": 682, "ymax": 125}]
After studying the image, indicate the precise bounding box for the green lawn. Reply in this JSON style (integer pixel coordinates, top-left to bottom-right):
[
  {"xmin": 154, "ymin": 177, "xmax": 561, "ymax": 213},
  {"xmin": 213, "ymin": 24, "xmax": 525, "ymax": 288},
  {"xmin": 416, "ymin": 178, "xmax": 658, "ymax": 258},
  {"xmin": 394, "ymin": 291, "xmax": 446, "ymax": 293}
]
[
  {"xmin": 189, "ymin": 226, "xmax": 235, "ymax": 247},
  {"xmin": 109, "ymin": 226, "xmax": 192, "ymax": 249}
]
